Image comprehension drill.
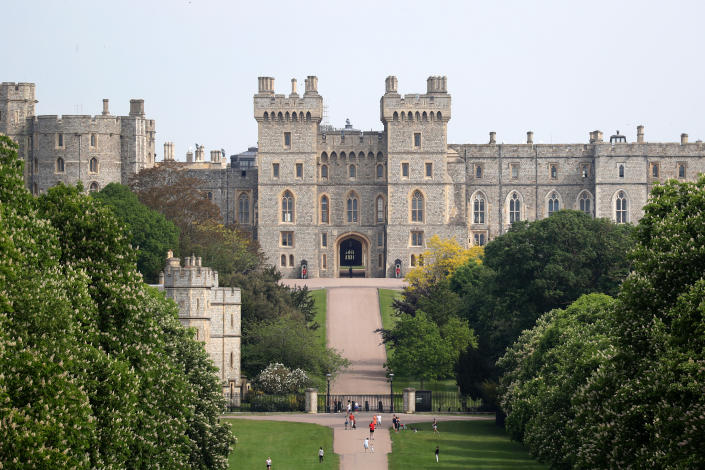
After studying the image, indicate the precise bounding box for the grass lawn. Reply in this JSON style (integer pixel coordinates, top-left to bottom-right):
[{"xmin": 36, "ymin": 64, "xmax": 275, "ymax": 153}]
[
  {"xmin": 227, "ymin": 418, "xmax": 339, "ymax": 469},
  {"xmin": 310, "ymin": 289, "xmax": 327, "ymax": 348},
  {"xmin": 378, "ymin": 288, "xmax": 402, "ymax": 334},
  {"xmin": 389, "ymin": 419, "xmax": 547, "ymax": 469}
]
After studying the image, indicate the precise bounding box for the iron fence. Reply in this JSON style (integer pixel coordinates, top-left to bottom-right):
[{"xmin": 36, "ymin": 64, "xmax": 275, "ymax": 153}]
[
  {"xmin": 225, "ymin": 392, "xmax": 305, "ymax": 412},
  {"xmin": 318, "ymin": 394, "xmax": 403, "ymax": 414}
]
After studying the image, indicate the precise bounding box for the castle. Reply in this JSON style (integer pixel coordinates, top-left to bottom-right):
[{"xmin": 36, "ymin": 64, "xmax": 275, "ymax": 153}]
[{"xmin": 3, "ymin": 77, "xmax": 705, "ymax": 279}]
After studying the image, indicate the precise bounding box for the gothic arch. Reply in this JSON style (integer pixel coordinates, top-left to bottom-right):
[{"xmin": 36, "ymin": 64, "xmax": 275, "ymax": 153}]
[
  {"xmin": 469, "ymin": 190, "xmax": 488, "ymax": 225},
  {"xmin": 334, "ymin": 231, "xmax": 372, "ymax": 278},
  {"xmin": 409, "ymin": 188, "xmax": 426, "ymax": 223},
  {"xmin": 576, "ymin": 190, "xmax": 594, "ymax": 216},
  {"xmin": 280, "ymin": 189, "xmax": 295, "ymax": 223},
  {"xmin": 504, "ymin": 191, "xmax": 524, "ymax": 225},
  {"xmin": 319, "ymin": 193, "xmax": 330, "ymax": 224},
  {"xmin": 612, "ymin": 189, "xmax": 629, "ymax": 224},
  {"xmin": 393, "ymin": 111, "xmax": 399, "ymax": 121},
  {"xmin": 545, "ymin": 190, "xmax": 563, "ymax": 217}
]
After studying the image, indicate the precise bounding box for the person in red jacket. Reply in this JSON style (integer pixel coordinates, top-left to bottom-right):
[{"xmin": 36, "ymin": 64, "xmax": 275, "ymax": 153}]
[{"xmin": 369, "ymin": 419, "xmax": 375, "ymax": 440}]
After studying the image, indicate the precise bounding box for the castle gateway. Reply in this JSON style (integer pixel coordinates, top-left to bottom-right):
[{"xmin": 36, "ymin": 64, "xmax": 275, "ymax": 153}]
[{"xmin": 3, "ymin": 77, "xmax": 705, "ymax": 279}]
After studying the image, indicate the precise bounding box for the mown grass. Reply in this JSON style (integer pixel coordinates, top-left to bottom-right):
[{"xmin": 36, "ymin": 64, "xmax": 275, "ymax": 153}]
[
  {"xmin": 227, "ymin": 418, "xmax": 338, "ymax": 469},
  {"xmin": 310, "ymin": 289, "xmax": 327, "ymax": 348},
  {"xmin": 378, "ymin": 288, "xmax": 402, "ymax": 335},
  {"xmin": 389, "ymin": 420, "xmax": 548, "ymax": 469}
]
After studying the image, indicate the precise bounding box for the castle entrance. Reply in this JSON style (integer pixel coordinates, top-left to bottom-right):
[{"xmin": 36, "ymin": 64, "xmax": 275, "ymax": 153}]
[{"xmin": 335, "ymin": 234, "xmax": 369, "ymax": 278}]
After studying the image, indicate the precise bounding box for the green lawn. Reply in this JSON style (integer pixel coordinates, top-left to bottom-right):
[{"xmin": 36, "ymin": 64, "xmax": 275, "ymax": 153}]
[
  {"xmin": 378, "ymin": 288, "xmax": 402, "ymax": 334},
  {"xmin": 227, "ymin": 418, "xmax": 338, "ymax": 469},
  {"xmin": 310, "ymin": 289, "xmax": 327, "ymax": 348},
  {"xmin": 389, "ymin": 420, "xmax": 548, "ymax": 469}
]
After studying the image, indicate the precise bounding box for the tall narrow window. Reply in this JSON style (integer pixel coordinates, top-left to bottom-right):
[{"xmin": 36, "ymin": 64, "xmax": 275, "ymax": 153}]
[
  {"xmin": 284, "ymin": 132, "xmax": 291, "ymax": 148},
  {"xmin": 473, "ymin": 232, "xmax": 486, "ymax": 246},
  {"xmin": 321, "ymin": 233, "xmax": 328, "ymax": 247},
  {"xmin": 473, "ymin": 194, "xmax": 485, "ymax": 224},
  {"xmin": 678, "ymin": 163, "xmax": 686, "ymax": 178},
  {"xmin": 281, "ymin": 254, "xmax": 286, "ymax": 266},
  {"xmin": 550, "ymin": 164, "xmax": 558, "ymax": 179},
  {"xmin": 509, "ymin": 193, "xmax": 521, "ymax": 223},
  {"xmin": 272, "ymin": 162, "xmax": 280, "ymax": 178},
  {"xmin": 90, "ymin": 133, "xmax": 96, "ymax": 147},
  {"xmin": 238, "ymin": 193, "xmax": 250, "ymax": 224},
  {"xmin": 281, "ymin": 231, "xmax": 293, "ymax": 247},
  {"xmin": 579, "ymin": 192, "xmax": 592, "ymax": 215},
  {"xmin": 402, "ymin": 162, "xmax": 409, "ymax": 178},
  {"xmin": 651, "ymin": 163, "xmax": 659, "ymax": 178},
  {"xmin": 616, "ymin": 191, "xmax": 627, "ymax": 223},
  {"xmin": 411, "ymin": 231, "xmax": 424, "ymax": 246},
  {"xmin": 376, "ymin": 164, "xmax": 384, "ymax": 178},
  {"xmin": 618, "ymin": 164, "xmax": 624, "ymax": 178},
  {"xmin": 411, "ymin": 190, "xmax": 424, "ymax": 222},
  {"xmin": 414, "ymin": 133, "xmax": 421, "ymax": 148},
  {"xmin": 376, "ymin": 196, "xmax": 385, "ymax": 223},
  {"xmin": 320, "ymin": 195, "xmax": 329, "ymax": 223},
  {"xmin": 349, "ymin": 164, "xmax": 356, "ymax": 178},
  {"xmin": 377, "ymin": 232, "xmax": 384, "ymax": 247},
  {"xmin": 322, "ymin": 254, "xmax": 327, "ymax": 269},
  {"xmin": 321, "ymin": 164, "xmax": 328, "ymax": 179},
  {"xmin": 57, "ymin": 134, "xmax": 64, "ymax": 148},
  {"xmin": 425, "ymin": 162, "xmax": 432, "ymax": 177},
  {"xmin": 296, "ymin": 163, "xmax": 303, "ymax": 178},
  {"xmin": 511, "ymin": 163, "xmax": 519, "ymax": 179},
  {"xmin": 347, "ymin": 195, "xmax": 358, "ymax": 223},
  {"xmin": 282, "ymin": 190, "xmax": 294, "ymax": 222},
  {"xmin": 548, "ymin": 192, "xmax": 559, "ymax": 216},
  {"xmin": 581, "ymin": 164, "xmax": 590, "ymax": 178},
  {"xmin": 476, "ymin": 165, "xmax": 483, "ymax": 178},
  {"xmin": 89, "ymin": 157, "xmax": 98, "ymax": 173},
  {"xmin": 289, "ymin": 254, "xmax": 294, "ymax": 266},
  {"xmin": 56, "ymin": 157, "xmax": 65, "ymax": 173}
]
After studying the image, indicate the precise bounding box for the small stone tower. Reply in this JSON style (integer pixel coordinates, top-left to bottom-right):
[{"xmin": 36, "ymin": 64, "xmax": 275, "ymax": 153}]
[
  {"xmin": 0, "ymin": 82, "xmax": 37, "ymax": 182},
  {"xmin": 161, "ymin": 251, "xmax": 242, "ymax": 403}
]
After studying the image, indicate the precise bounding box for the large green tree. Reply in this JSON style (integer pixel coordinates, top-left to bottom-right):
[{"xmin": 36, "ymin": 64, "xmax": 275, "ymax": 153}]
[{"xmin": 93, "ymin": 183, "xmax": 179, "ymax": 283}]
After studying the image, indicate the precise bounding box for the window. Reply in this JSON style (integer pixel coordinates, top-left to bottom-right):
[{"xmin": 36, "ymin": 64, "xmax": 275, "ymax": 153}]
[
  {"xmin": 509, "ymin": 192, "xmax": 521, "ymax": 223},
  {"xmin": 581, "ymin": 164, "xmax": 590, "ymax": 178},
  {"xmin": 56, "ymin": 157, "xmax": 65, "ymax": 173},
  {"xmin": 411, "ymin": 231, "xmax": 424, "ymax": 246},
  {"xmin": 320, "ymin": 195, "xmax": 329, "ymax": 223},
  {"xmin": 378, "ymin": 253, "xmax": 383, "ymax": 267},
  {"xmin": 651, "ymin": 162, "xmax": 660, "ymax": 178},
  {"xmin": 322, "ymin": 254, "xmax": 327, "ymax": 270},
  {"xmin": 548, "ymin": 192, "xmax": 560, "ymax": 216},
  {"xmin": 511, "ymin": 163, "xmax": 519, "ymax": 179},
  {"xmin": 90, "ymin": 133, "xmax": 96, "ymax": 147},
  {"xmin": 473, "ymin": 232, "xmax": 486, "ymax": 246},
  {"xmin": 272, "ymin": 162, "xmax": 280, "ymax": 178},
  {"xmin": 414, "ymin": 133, "xmax": 421, "ymax": 148},
  {"xmin": 281, "ymin": 254, "xmax": 286, "ymax": 267},
  {"xmin": 238, "ymin": 193, "xmax": 250, "ymax": 224},
  {"xmin": 230, "ymin": 351, "xmax": 234, "ymax": 368},
  {"xmin": 296, "ymin": 163, "xmax": 303, "ymax": 178},
  {"xmin": 402, "ymin": 162, "xmax": 409, "ymax": 178},
  {"xmin": 89, "ymin": 182, "xmax": 99, "ymax": 193},
  {"xmin": 289, "ymin": 254, "xmax": 294, "ymax": 266},
  {"xmin": 618, "ymin": 164, "xmax": 624, "ymax": 178},
  {"xmin": 376, "ymin": 164, "xmax": 384, "ymax": 178},
  {"xmin": 281, "ymin": 231, "xmax": 293, "ymax": 247},
  {"xmin": 411, "ymin": 190, "xmax": 424, "ymax": 222},
  {"xmin": 550, "ymin": 164, "xmax": 558, "ymax": 179},
  {"xmin": 284, "ymin": 132, "xmax": 291, "ymax": 148},
  {"xmin": 473, "ymin": 194, "xmax": 485, "ymax": 224},
  {"xmin": 425, "ymin": 162, "xmax": 432, "ymax": 178},
  {"xmin": 282, "ymin": 190, "xmax": 294, "ymax": 222},
  {"xmin": 321, "ymin": 233, "xmax": 328, "ymax": 247},
  {"xmin": 207, "ymin": 192, "xmax": 213, "ymax": 200},
  {"xmin": 579, "ymin": 192, "xmax": 592, "ymax": 215},
  {"xmin": 475, "ymin": 165, "xmax": 483, "ymax": 179},
  {"xmin": 57, "ymin": 134, "xmax": 64, "ymax": 148},
  {"xmin": 678, "ymin": 163, "xmax": 686, "ymax": 178},
  {"xmin": 411, "ymin": 254, "xmax": 417, "ymax": 267},
  {"xmin": 89, "ymin": 157, "xmax": 98, "ymax": 173},
  {"xmin": 321, "ymin": 164, "xmax": 328, "ymax": 180},
  {"xmin": 376, "ymin": 196, "xmax": 385, "ymax": 223},
  {"xmin": 347, "ymin": 195, "xmax": 358, "ymax": 223},
  {"xmin": 349, "ymin": 164, "xmax": 356, "ymax": 178},
  {"xmin": 616, "ymin": 191, "xmax": 628, "ymax": 223},
  {"xmin": 377, "ymin": 232, "xmax": 384, "ymax": 247}
]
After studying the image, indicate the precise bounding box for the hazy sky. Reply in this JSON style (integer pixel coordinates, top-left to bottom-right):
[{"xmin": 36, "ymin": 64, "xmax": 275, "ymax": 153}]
[{"xmin": 4, "ymin": 0, "xmax": 705, "ymax": 159}]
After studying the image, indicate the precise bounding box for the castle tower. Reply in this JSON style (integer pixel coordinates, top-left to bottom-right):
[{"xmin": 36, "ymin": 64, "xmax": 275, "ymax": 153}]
[
  {"xmin": 381, "ymin": 76, "xmax": 462, "ymax": 275},
  {"xmin": 120, "ymin": 98, "xmax": 156, "ymax": 182},
  {"xmin": 254, "ymin": 76, "xmax": 323, "ymax": 275},
  {"xmin": 1, "ymin": 82, "xmax": 37, "ymax": 184},
  {"xmin": 161, "ymin": 251, "xmax": 242, "ymax": 401}
]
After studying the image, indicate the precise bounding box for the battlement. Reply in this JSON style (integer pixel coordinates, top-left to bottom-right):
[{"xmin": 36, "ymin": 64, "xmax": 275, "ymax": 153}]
[
  {"xmin": 254, "ymin": 76, "xmax": 323, "ymax": 123},
  {"xmin": 380, "ymin": 76, "xmax": 451, "ymax": 123},
  {"xmin": 0, "ymin": 82, "xmax": 36, "ymax": 100},
  {"xmin": 162, "ymin": 253, "xmax": 220, "ymax": 289}
]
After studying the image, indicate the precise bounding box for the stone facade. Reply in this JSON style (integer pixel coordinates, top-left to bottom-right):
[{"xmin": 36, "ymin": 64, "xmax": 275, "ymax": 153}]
[
  {"xmin": 158, "ymin": 252, "xmax": 242, "ymax": 403},
  {"xmin": 0, "ymin": 82, "xmax": 156, "ymax": 195},
  {"xmin": 5, "ymin": 78, "xmax": 705, "ymax": 279}
]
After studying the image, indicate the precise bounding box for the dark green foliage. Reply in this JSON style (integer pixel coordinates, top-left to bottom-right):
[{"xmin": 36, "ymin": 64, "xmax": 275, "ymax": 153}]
[{"xmin": 93, "ymin": 183, "xmax": 179, "ymax": 283}]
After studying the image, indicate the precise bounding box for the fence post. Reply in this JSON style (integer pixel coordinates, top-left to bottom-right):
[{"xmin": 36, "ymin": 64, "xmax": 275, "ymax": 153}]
[
  {"xmin": 403, "ymin": 388, "xmax": 416, "ymax": 414},
  {"xmin": 305, "ymin": 388, "xmax": 318, "ymax": 414}
]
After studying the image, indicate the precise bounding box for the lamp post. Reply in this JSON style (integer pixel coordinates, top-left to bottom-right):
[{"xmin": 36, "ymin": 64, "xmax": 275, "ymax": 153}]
[
  {"xmin": 389, "ymin": 373, "xmax": 394, "ymax": 413},
  {"xmin": 326, "ymin": 373, "xmax": 331, "ymax": 413}
]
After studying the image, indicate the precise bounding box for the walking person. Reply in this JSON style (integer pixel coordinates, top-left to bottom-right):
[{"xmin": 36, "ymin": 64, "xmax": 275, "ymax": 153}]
[
  {"xmin": 435, "ymin": 446, "xmax": 439, "ymax": 463},
  {"xmin": 432, "ymin": 418, "xmax": 439, "ymax": 434},
  {"xmin": 363, "ymin": 437, "xmax": 369, "ymax": 452},
  {"xmin": 345, "ymin": 414, "xmax": 349, "ymax": 430},
  {"xmin": 318, "ymin": 447, "xmax": 324, "ymax": 463},
  {"xmin": 369, "ymin": 419, "xmax": 375, "ymax": 440},
  {"xmin": 266, "ymin": 457, "xmax": 272, "ymax": 469}
]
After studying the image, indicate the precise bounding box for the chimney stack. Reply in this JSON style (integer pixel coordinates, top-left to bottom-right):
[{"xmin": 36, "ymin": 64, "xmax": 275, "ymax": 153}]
[
  {"xmin": 210, "ymin": 150, "xmax": 221, "ymax": 162},
  {"xmin": 385, "ymin": 76, "xmax": 398, "ymax": 94},
  {"xmin": 527, "ymin": 131, "xmax": 534, "ymax": 145},
  {"xmin": 290, "ymin": 78, "xmax": 298, "ymax": 97},
  {"xmin": 489, "ymin": 131, "xmax": 496, "ymax": 144},
  {"xmin": 186, "ymin": 150, "xmax": 193, "ymax": 162},
  {"xmin": 681, "ymin": 133, "xmax": 688, "ymax": 145},
  {"xmin": 102, "ymin": 99, "xmax": 110, "ymax": 115},
  {"xmin": 129, "ymin": 99, "xmax": 144, "ymax": 116},
  {"xmin": 304, "ymin": 76, "xmax": 318, "ymax": 95},
  {"xmin": 195, "ymin": 146, "xmax": 204, "ymax": 162},
  {"xmin": 637, "ymin": 125, "xmax": 644, "ymax": 143},
  {"xmin": 589, "ymin": 130, "xmax": 604, "ymax": 143},
  {"xmin": 258, "ymin": 77, "xmax": 275, "ymax": 94}
]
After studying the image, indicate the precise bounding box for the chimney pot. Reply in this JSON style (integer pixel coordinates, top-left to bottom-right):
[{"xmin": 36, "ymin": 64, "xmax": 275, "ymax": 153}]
[
  {"xmin": 681, "ymin": 133, "xmax": 688, "ymax": 145},
  {"xmin": 527, "ymin": 131, "xmax": 534, "ymax": 145},
  {"xmin": 489, "ymin": 131, "xmax": 496, "ymax": 144},
  {"xmin": 637, "ymin": 125, "xmax": 645, "ymax": 143},
  {"xmin": 102, "ymin": 99, "xmax": 110, "ymax": 115}
]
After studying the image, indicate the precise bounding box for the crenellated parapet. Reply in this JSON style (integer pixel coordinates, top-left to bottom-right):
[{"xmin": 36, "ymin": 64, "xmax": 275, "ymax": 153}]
[
  {"xmin": 254, "ymin": 75, "xmax": 323, "ymax": 123},
  {"xmin": 380, "ymin": 75, "xmax": 451, "ymax": 124}
]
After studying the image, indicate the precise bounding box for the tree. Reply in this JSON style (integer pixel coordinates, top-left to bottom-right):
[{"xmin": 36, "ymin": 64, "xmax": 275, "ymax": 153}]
[{"xmin": 93, "ymin": 182, "xmax": 179, "ymax": 282}]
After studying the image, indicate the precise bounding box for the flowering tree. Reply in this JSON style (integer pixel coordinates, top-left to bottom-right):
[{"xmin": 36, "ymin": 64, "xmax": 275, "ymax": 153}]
[{"xmin": 255, "ymin": 363, "xmax": 310, "ymax": 394}]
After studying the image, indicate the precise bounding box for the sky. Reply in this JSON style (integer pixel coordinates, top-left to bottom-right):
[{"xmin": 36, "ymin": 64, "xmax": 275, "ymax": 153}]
[{"xmin": 3, "ymin": 0, "xmax": 705, "ymax": 160}]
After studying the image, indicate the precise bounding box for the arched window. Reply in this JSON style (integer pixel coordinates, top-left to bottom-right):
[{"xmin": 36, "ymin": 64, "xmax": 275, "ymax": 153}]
[
  {"xmin": 376, "ymin": 196, "xmax": 385, "ymax": 223},
  {"xmin": 282, "ymin": 190, "xmax": 294, "ymax": 222},
  {"xmin": 437, "ymin": 111, "xmax": 442, "ymax": 120},
  {"xmin": 579, "ymin": 191, "xmax": 592, "ymax": 215},
  {"xmin": 376, "ymin": 164, "xmax": 384, "ymax": 178},
  {"xmin": 422, "ymin": 111, "xmax": 428, "ymax": 121},
  {"xmin": 321, "ymin": 164, "xmax": 328, "ymax": 179},
  {"xmin": 473, "ymin": 193, "xmax": 485, "ymax": 224},
  {"xmin": 207, "ymin": 191, "xmax": 213, "ymax": 200},
  {"xmin": 415, "ymin": 111, "xmax": 421, "ymax": 121},
  {"xmin": 89, "ymin": 157, "xmax": 98, "ymax": 173},
  {"xmin": 407, "ymin": 111, "xmax": 413, "ymax": 121},
  {"xmin": 619, "ymin": 164, "xmax": 624, "ymax": 178},
  {"xmin": 238, "ymin": 193, "xmax": 250, "ymax": 224},
  {"xmin": 678, "ymin": 163, "xmax": 686, "ymax": 178},
  {"xmin": 264, "ymin": 112, "xmax": 269, "ymax": 121},
  {"xmin": 320, "ymin": 195, "xmax": 329, "ymax": 224},
  {"xmin": 349, "ymin": 164, "xmax": 356, "ymax": 178},
  {"xmin": 306, "ymin": 111, "xmax": 311, "ymax": 121},
  {"xmin": 616, "ymin": 191, "xmax": 628, "ymax": 223},
  {"xmin": 347, "ymin": 194, "xmax": 359, "ymax": 223},
  {"xmin": 476, "ymin": 165, "xmax": 482, "ymax": 178},
  {"xmin": 289, "ymin": 254, "xmax": 294, "ymax": 266},
  {"xmin": 393, "ymin": 111, "xmax": 399, "ymax": 121},
  {"xmin": 509, "ymin": 192, "xmax": 521, "ymax": 223},
  {"xmin": 56, "ymin": 157, "xmax": 64, "ymax": 173},
  {"xmin": 89, "ymin": 182, "xmax": 99, "ymax": 193},
  {"xmin": 281, "ymin": 254, "xmax": 286, "ymax": 266},
  {"xmin": 285, "ymin": 111, "xmax": 290, "ymax": 121},
  {"xmin": 291, "ymin": 112, "xmax": 297, "ymax": 121},
  {"xmin": 410, "ymin": 254, "xmax": 416, "ymax": 267},
  {"xmin": 277, "ymin": 112, "xmax": 283, "ymax": 120},
  {"xmin": 411, "ymin": 190, "xmax": 424, "ymax": 222},
  {"xmin": 548, "ymin": 192, "xmax": 560, "ymax": 216}
]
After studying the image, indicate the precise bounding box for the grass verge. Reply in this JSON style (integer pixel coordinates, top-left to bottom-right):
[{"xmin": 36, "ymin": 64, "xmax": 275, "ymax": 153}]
[
  {"xmin": 378, "ymin": 288, "xmax": 401, "ymax": 335},
  {"xmin": 227, "ymin": 418, "xmax": 338, "ymax": 469},
  {"xmin": 310, "ymin": 289, "xmax": 327, "ymax": 349},
  {"xmin": 389, "ymin": 419, "xmax": 547, "ymax": 469}
]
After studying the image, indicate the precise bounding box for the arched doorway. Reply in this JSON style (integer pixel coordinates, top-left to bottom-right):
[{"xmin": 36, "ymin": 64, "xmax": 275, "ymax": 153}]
[{"xmin": 335, "ymin": 233, "xmax": 370, "ymax": 278}]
